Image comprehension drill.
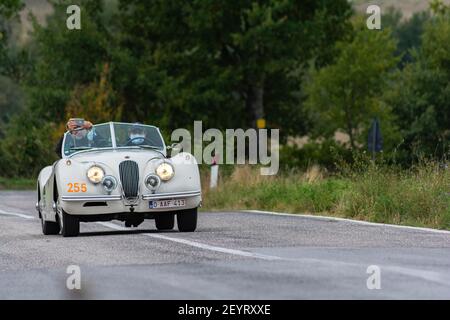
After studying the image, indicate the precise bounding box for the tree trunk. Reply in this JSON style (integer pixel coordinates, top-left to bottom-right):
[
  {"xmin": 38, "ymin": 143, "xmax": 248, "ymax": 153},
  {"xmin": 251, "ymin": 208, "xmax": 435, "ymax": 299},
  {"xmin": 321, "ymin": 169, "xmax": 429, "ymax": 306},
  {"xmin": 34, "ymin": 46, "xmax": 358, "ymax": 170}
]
[
  {"xmin": 347, "ymin": 122, "xmax": 356, "ymax": 150},
  {"xmin": 345, "ymin": 91, "xmax": 356, "ymax": 150},
  {"xmin": 244, "ymin": 81, "xmax": 265, "ymax": 162},
  {"xmin": 247, "ymin": 83, "xmax": 264, "ymax": 129}
]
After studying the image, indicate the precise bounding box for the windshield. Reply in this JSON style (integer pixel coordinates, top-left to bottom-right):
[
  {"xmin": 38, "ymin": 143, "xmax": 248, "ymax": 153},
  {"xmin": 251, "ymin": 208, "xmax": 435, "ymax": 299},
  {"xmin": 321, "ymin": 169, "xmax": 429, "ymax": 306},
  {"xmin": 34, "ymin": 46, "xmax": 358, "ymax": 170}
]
[
  {"xmin": 114, "ymin": 123, "xmax": 164, "ymax": 149},
  {"xmin": 62, "ymin": 122, "xmax": 165, "ymax": 157},
  {"xmin": 63, "ymin": 123, "xmax": 113, "ymax": 157}
]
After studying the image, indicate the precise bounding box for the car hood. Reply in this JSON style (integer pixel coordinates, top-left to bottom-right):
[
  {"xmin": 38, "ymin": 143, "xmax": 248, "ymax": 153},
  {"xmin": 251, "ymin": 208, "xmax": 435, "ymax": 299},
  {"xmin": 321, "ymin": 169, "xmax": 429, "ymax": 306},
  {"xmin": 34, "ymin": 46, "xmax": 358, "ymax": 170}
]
[
  {"xmin": 69, "ymin": 149, "xmax": 165, "ymax": 168},
  {"xmin": 53, "ymin": 148, "xmax": 200, "ymax": 198}
]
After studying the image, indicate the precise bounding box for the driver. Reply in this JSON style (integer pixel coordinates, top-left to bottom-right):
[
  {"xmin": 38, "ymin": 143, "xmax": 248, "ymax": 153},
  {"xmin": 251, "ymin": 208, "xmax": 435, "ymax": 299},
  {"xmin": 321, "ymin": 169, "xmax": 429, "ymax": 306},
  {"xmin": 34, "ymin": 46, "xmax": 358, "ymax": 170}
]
[
  {"xmin": 127, "ymin": 123, "xmax": 147, "ymax": 146},
  {"xmin": 55, "ymin": 118, "xmax": 94, "ymax": 158}
]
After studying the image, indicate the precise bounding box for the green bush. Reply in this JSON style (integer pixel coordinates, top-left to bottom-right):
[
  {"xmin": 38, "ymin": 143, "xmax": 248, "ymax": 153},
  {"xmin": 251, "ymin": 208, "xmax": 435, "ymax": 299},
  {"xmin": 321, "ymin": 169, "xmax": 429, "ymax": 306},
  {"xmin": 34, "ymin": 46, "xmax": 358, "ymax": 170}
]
[
  {"xmin": 0, "ymin": 113, "xmax": 58, "ymax": 178},
  {"xmin": 279, "ymin": 140, "xmax": 352, "ymax": 171}
]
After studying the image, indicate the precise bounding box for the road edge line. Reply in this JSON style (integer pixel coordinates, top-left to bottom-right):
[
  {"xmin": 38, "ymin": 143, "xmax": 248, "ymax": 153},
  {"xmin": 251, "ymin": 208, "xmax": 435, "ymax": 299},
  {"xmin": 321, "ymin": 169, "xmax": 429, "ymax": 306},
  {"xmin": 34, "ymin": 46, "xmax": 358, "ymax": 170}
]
[
  {"xmin": 0, "ymin": 209, "xmax": 35, "ymax": 220},
  {"xmin": 96, "ymin": 221, "xmax": 282, "ymax": 261},
  {"xmin": 241, "ymin": 210, "xmax": 450, "ymax": 235}
]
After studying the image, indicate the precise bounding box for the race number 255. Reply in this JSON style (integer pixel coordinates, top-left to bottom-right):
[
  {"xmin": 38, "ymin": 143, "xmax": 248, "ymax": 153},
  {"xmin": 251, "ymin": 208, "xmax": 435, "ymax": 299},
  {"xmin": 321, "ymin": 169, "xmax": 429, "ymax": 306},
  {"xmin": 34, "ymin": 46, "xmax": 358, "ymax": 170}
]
[{"xmin": 67, "ymin": 183, "xmax": 87, "ymax": 193}]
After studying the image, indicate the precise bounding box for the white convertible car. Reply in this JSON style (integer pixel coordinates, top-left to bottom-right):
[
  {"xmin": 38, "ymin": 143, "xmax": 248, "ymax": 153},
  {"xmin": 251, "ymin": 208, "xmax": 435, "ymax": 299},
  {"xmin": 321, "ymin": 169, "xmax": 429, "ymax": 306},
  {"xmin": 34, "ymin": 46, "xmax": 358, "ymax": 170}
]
[{"xmin": 36, "ymin": 122, "xmax": 202, "ymax": 237}]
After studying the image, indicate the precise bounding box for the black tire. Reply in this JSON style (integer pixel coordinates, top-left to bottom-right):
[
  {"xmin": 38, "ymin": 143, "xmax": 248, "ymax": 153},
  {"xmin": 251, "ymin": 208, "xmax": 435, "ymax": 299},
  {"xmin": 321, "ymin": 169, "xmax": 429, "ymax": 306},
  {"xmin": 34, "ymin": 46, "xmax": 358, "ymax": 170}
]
[
  {"xmin": 41, "ymin": 217, "xmax": 60, "ymax": 235},
  {"xmin": 61, "ymin": 210, "xmax": 80, "ymax": 237},
  {"xmin": 177, "ymin": 208, "xmax": 197, "ymax": 232},
  {"xmin": 155, "ymin": 213, "xmax": 175, "ymax": 230}
]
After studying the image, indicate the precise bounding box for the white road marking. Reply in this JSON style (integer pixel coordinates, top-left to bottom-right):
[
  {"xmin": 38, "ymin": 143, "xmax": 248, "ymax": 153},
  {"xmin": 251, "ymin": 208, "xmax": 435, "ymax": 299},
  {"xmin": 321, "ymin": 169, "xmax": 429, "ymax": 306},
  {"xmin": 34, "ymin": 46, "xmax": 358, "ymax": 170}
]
[
  {"xmin": 96, "ymin": 221, "xmax": 282, "ymax": 261},
  {"xmin": 97, "ymin": 221, "xmax": 450, "ymax": 285},
  {"xmin": 0, "ymin": 209, "xmax": 35, "ymax": 220},
  {"xmin": 243, "ymin": 210, "xmax": 450, "ymax": 235},
  {"xmin": 1, "ymin": 210, "xmax": 449, "ymax": 286},
  {"xmin": 145, "ymin": 233, "xmax": 283, "ymax": 261}
]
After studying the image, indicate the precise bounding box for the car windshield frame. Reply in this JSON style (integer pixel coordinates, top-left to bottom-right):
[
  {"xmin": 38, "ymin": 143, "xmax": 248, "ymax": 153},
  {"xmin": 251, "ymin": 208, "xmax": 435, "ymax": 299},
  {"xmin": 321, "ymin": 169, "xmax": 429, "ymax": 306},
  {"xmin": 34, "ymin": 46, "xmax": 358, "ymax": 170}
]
[{"xmin": 62, "ymin": 122, "xmax": 166, "ymax": 158}]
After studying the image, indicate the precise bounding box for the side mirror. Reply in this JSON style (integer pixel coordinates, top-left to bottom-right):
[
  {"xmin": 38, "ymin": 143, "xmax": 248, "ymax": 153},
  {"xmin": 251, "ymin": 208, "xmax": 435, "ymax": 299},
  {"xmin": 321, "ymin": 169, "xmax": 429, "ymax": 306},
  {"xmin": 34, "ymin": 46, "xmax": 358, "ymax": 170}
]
[
  {"xmin": 167, "ymin": 143, "xmax": 182, "ymax": 158},
  {"xmin": 167, "ymin": 143, "xmax": 182, "ymax": 151}
]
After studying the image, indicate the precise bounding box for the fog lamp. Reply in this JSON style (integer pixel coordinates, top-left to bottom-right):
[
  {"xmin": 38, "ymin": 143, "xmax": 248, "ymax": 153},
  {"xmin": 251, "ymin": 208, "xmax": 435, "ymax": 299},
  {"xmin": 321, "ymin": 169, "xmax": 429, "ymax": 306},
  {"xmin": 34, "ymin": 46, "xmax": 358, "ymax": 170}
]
[
  {"xmin": 102, "ymin": 175, "xmax": 117, "ymax": 193},
  {"xmin": 145, "ymin": 174, "xmax": 161, "ymax": 191}
]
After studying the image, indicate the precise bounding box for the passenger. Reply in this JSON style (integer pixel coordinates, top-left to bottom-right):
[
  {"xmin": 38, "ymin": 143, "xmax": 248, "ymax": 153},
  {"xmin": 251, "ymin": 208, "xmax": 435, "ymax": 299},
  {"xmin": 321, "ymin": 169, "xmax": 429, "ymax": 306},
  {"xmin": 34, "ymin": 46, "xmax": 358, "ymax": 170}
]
[{"xmin": 55, "ymin": 118, "xmax": 94, "ymax": 158}]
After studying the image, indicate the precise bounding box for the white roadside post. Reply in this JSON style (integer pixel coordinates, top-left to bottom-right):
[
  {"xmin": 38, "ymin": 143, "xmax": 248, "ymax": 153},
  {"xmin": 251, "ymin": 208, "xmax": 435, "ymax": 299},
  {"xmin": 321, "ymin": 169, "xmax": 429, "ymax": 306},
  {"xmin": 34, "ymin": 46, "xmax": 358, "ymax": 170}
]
[{"xmin": 210, "ymin": 155, "xmax": 219, "ymax": 189}]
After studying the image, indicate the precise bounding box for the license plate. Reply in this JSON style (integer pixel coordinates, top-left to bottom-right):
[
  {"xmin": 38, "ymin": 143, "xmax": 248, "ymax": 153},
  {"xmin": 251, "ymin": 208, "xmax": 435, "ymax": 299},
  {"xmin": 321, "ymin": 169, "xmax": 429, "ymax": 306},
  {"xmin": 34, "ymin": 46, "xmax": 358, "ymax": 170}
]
[{"xmin": 149, "ymin": 199, "xmax": 186, "ymax": 209}]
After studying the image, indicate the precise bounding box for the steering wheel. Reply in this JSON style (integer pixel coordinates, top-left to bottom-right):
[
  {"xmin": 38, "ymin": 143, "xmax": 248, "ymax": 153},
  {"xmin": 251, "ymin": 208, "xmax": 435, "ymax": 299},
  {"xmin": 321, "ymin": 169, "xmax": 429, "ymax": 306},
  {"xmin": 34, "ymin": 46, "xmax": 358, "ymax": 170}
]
[{"xmin": 125, "ymin": 137, "xmax": 154, "ymax": 146}]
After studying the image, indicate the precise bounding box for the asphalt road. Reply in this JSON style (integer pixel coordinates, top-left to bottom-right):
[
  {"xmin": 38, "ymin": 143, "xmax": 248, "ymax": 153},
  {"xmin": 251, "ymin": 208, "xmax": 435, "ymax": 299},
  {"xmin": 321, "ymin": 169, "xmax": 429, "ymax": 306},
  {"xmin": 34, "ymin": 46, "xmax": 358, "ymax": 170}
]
[{"xmin": 0, "ymin": 190, "xmax": 450, "ymax": 299}]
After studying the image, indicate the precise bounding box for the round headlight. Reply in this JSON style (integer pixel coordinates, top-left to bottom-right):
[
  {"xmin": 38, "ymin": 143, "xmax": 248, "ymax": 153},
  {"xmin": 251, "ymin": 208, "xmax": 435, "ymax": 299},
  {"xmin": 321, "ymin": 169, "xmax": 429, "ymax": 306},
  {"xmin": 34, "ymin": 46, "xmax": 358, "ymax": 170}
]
[
  {"xmin": 156, "ymin": 162, "xmax": 174, "ymax": 181},
  {"xmin": 145, "ymin": 174, "xmax": 161, "ymax": 191},
  {"xmin": 87, "ymin": 166, "xmax": 105, "ymax": 184},
  {"xmin": 102, "ymin": 175, "xmax": 117, "ymax": 193}
]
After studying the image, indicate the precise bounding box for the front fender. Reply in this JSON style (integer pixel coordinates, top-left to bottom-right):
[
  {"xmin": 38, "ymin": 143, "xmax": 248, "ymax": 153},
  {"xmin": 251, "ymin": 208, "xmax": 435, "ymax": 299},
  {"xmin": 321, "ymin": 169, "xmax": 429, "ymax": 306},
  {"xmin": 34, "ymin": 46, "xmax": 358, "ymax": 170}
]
[
  {"xmin": 54, "ymin": 159, "xmax": 122, "ymax": 200},
  {"xmin": 37, "ymin": 162, "xmax": 58, "ymax": 221},
  {"xmin": 141, "ymin": 152, "xmax": 201, "ymax": 194},
  {"xmin": 37, "ymin": 166, "xmax": 53, "ymax": 191}
]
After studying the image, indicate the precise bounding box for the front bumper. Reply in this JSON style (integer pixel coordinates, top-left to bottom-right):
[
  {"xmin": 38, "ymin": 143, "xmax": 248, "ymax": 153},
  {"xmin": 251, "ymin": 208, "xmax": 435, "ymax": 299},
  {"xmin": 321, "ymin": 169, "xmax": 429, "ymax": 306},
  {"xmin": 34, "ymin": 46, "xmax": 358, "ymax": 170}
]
[{"xmin": 60, "ymin": 190, "xmax": 202, "ymax": 215}]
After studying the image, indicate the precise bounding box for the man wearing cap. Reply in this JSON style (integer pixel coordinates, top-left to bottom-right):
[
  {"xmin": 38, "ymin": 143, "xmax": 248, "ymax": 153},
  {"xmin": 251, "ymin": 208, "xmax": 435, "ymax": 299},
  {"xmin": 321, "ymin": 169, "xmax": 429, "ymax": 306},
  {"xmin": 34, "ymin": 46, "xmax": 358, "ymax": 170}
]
[
  {"xmin": 55, "ymin": 118, "xmax": 95, "ymax": 158},
  {"xmin": 126, "ymin": 123, "xmax": 148, "ymax": 146}
]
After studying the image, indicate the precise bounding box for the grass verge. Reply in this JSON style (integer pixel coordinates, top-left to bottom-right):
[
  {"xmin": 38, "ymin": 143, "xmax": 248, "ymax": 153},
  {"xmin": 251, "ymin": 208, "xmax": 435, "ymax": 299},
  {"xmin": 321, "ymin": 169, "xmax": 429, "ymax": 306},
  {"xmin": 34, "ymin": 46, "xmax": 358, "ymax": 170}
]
[
  {"xmin": 201, "ymin": 164, "xmax": 450, "ymax": 230},
  {"xmin": 0, "ymin": 177, "xmax": 35, "ymax": 190}
]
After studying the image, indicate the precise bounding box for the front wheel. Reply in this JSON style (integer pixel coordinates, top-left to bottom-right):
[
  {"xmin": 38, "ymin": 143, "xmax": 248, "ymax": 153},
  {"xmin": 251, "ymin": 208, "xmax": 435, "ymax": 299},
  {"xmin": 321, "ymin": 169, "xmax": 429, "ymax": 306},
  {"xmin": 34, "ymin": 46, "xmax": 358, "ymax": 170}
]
[
  {"xmin": 177, "ymin": 208, "xmax": 197, "ymax": 232},
  {"xmin": 60, "ymin": 209, "xmax": 80, "ymax": 237},
  {"xmin": 41, "ymin": 217, "xmax": 60, "ymax": 235}
]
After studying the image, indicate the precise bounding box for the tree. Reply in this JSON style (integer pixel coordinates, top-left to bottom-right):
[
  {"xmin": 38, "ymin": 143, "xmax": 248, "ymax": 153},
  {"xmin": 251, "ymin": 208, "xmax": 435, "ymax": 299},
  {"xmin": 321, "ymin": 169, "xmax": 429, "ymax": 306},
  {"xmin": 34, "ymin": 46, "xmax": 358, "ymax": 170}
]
[
  {"xmin": 382, "ymin": 6, "xmax": 430, "ymax": 66},
  {"xmin": 384, "ymin": 8, "xmax": 450, "ymax": 162},
  {"xmin": 0, "ymin": 112, "xmax": 57, "ymax": 177},
  {"xmin": 0, "ymin": 0, "xmax": 24, "ymax": 77},
  {"xmin": 65, "ymin": 63, "xmax": 123, "ymax": 125},
  {"xmin": 117, "ymin": 0, "xmax": 352, "ymax": 134},
  {"xmin": 0, "ymin": 0, "xmax": 23, "ymax": 17},
  {"xmin": 0, "ymin": 0, "xmax": 116, "ymax": 176},
  {"xmin": 2, "ymin": 0, "xmax": 354, "ymax": 176},
  {"xmin": 0, "ymin": 0, "xmax": 25, "ymax": 136},
  {"xmin": 25, "ymin": 0, "xmax": 112, "ymax": 122},
  {"xmin": 304, "ymin": 24, "xmax": 400, "ymax": 151},
  {"xmin": 0, "ymin": 75, "xmax": 24, "ymax": 136}
]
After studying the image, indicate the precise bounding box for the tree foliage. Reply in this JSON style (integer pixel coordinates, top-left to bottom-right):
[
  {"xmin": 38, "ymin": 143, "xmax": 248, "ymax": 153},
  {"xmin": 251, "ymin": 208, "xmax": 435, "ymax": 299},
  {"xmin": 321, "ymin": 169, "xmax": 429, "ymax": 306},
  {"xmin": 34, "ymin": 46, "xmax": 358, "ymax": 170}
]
[
  {"xmin": 115, "ymin": 0, "xmax": 352, "ymax": 133},
  {"xmin": 305, "ymin": 24, "xmax": 400, "ymax": 150},
  {"xmin": 1, "ymin": 0, "xmax": 449, "ymax": 176},
  {"xmin": 64, "ymin": 63, "xmax": 123, "ymax": 129},
  {"xmin": 19, "ymin": 0, "xmax": 114, "ymax": 125},
  {"xmin": 0, "ymin": 0, "xmax": 24, "ymax": 76},
  {"xmin": 382, "ymin": 6, "xmax": 430, "ymax": 66},
  {"xmin": 384, "ymin": 10, "xmax": 450, "ymax": 162}
]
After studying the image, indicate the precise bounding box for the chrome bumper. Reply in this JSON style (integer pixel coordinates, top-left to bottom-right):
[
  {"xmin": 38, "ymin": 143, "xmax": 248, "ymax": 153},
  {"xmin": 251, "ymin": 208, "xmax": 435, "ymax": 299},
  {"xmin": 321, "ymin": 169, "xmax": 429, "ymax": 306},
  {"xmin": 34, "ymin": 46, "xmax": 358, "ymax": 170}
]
[
  {"xmin": 142, "ymin": 190, "xmax": 201, "ymax": 200},
  {"xmin": 61, "ymin": 190, "xmax": 201, "ymax": 202},
  {"xmin": 61, "ymin": 195, "xmax": 122, "ymax": 202}
]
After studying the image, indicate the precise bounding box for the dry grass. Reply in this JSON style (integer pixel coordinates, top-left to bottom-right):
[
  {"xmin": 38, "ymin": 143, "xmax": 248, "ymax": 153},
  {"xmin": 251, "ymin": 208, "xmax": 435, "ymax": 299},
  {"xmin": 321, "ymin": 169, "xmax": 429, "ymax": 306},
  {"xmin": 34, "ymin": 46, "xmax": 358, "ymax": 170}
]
[{"xmin": 202, "ymin": 163, "xmax": 450, "ymax": 230}]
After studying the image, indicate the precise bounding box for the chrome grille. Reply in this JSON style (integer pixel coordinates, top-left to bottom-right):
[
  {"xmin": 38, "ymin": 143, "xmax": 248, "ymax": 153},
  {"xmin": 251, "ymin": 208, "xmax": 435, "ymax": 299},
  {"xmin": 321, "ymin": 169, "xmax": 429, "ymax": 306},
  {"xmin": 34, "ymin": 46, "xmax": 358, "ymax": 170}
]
[{"xmin": 119, "ymin": 160, "xmax": 139, "ymax": 199}]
